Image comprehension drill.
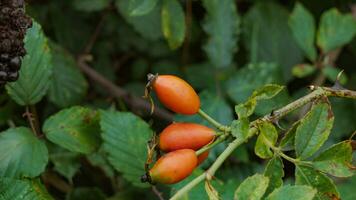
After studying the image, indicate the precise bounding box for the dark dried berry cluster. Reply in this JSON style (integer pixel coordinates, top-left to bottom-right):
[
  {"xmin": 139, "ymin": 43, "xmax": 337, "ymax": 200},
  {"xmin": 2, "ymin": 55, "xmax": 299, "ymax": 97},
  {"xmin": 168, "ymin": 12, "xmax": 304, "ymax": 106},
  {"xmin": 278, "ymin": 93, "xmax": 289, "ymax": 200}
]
[{"xmin": 0, "ymin": 0, "xmax": 32, "ymax": 85}]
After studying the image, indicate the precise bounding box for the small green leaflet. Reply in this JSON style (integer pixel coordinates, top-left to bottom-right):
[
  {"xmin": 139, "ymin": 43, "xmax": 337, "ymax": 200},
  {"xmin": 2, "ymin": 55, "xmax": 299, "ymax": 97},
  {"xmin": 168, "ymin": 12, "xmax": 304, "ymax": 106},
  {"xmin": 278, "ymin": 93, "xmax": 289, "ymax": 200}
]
[
  {"xmin": 265, "ymin": 185, "xmax": 316, "ymax": 200},
  {"xmin": 231, "ymin": 118, "xmax": 249, "ymax": 140},
  {"xmin": 264, "ymin": 156, "xmax": 284, "ymax": 196},
  {"xmin": 234, "ymin": 174, "xmax": 269, "ymax": 200},
  {"xmin": 295, "ymin": 102, "xmax": 334, "ymax": 160},
  {"xmin": 254, "ymin": 121, "xmax": 278, "ymax": 159}
]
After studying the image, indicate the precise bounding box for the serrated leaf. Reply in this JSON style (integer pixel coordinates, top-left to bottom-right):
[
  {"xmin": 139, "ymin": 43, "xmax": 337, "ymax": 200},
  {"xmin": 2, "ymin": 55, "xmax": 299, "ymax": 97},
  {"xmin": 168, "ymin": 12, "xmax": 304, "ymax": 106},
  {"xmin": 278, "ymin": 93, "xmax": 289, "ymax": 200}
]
[
  {"xmin": 227, "ymin": 63, "xmax": 284, "ymax": 103},
  {"xmin": 161, "ymin": 0, "xmax": 185, "ymax": 49},
  {"xmin": 0, "ymin": 178, "xmax": 53, "ymax": 200},
  {"xmin": 100, "ymin": 111, "xmax": 152, "ymax": 188},
  {"xmin": 265, "ymin": 185, "xmax": 316, "ymax": 200},
  {"xmin": 231, "ymin": 118, "xmax": 249, "ymax": 140},
  {"xmin": 234, "ymin": 174, "xmax": 269, "ymax": 200},
  {"xmin": 292, "ymin": 64, "xmax": 316, "ymax": 78},
  {"xmin": 235, "ymin": 98, "xmax": 256, "ymax": 119},
  {"xmin": 202, "ymin": 0, "xmax": 240, "ymax": 68},
  {"xmin": 129, "ymin": 0, "xmax": 158, "ymax": 16},
  {"xmin": 72, "ymin": 0, "xmax": 110, "ymax": 12},
  {"xmin": 6, "ymin": 21, "xmax": 52, "ymax": 106},
  {"xmin": 116, "ymin": 0, "xmax": 162, "ymax": 40},
  {"xmin": 205, "ymin": 181, "xmax": 220, "ymax": 200},
  {"xmin": 295, "ymin": 165, "xmax": 339, "ymax": 200},
  {"xmin": 264, "ymin": 156, "xmax": 284, "ymax": 196},
  {"xmin": 312, "ymin": 141, "xmax": 353, "ymax": 177},
  {"xmin": 289, "ymin": 3, "xmax": 317, "ymax": 61},
  {"xmin": 243, "ymin": 3, "xmax": 303, "ymax": 80},
  {"xmin": 251, "ymin": 84, "xmax": 284, "ymax": 100},
  {"xmin": 43, "ymin": 106, "xmax": 101, "ymax": 154},
  {"xmin": 255, "ymin": 122, "xmax": 278, "ymax": 159},
  {"xmin": 317, "ymin": 8, "xmax": 356, "ymax": 53},
  {"xmin": 0, "ymin": 127, "xmax": 48, "ymax": 178},
  {"xmin": 295, "ymin": 103, "xmax": 334, "ymax": 160},
  {"xmin": 48, "ymin": 43, "xmax": 88, "ymax": 108}
]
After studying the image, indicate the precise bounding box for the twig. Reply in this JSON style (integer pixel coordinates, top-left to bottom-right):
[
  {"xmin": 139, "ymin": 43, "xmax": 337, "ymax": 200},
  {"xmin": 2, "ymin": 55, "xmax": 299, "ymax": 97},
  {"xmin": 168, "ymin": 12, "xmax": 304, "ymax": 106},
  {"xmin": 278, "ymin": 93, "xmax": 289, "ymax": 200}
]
[
  {"xmin": 152, "ymin": 186, "xmax": 165, "ymax": 200},
  {"xmin": 23, "ymin": 106, "xmax": 41, "ymax": 137},
  {"xmin": 198, "ymin": 109, "xmax": 230, "ymax": 132},
  {"xmin": 77, "ymin": 56, "xmax": 173, "ymax": 122},
  {"xmin": 170, "ymin": 86, "xmax": 356, "ymax": 200}
]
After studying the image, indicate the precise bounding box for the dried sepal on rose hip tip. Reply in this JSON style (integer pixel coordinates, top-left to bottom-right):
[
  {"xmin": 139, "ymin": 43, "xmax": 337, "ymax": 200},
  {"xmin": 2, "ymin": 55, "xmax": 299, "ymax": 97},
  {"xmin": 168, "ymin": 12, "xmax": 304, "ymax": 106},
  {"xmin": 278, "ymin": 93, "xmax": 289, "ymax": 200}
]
[{"xmin": 145, "ymin": 73, "xmax": 200, "ymax": 115}]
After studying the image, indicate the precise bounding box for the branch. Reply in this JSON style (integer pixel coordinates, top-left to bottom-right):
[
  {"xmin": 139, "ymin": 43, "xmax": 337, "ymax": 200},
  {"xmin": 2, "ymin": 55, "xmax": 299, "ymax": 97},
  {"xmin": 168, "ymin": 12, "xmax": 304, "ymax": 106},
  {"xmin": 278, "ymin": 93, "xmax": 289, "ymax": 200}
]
[
  {"xmin": 77, "ymin": 56, "xmax": 174, "ymax": 122},
  {"xmin": 170, "ymin": 86, "xmax": 356, "ymax": 200}
]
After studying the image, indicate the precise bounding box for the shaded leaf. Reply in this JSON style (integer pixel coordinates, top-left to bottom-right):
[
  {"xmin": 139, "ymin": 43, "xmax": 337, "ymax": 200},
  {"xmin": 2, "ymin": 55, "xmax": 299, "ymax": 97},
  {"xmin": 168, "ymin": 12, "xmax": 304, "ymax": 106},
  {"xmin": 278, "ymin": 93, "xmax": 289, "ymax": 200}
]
[
  {"xmin": 255, "ymin": 122, "xmax": 278, "ymax": 159},
  {"xmin": 295, "ymin": 165, "xmax": 339, "ymax": 199},
  {"xmin": 317, "ymin": 8, "xmax": 356, "ymax": 53},
  {"xmin": 72, "ymin": 0, "xmax": 110, "ymax": 12},
  {"xmin": 0, "ymin": 127, "xmax": 48, "ymax": 178},
  {"xmin": 202, "ymin": 0, "xmax": 240, "ymax": 68},
  {"xmin": 265, "ymin": 185, "xmax": 316, "ymax": 200},
  {"xmin": 295, "ymin": 103, "xmax": 334, "ymax": 160},
  {"xmin": 312, "ymin": 141, "xmax": 353, "ymax": 177},
  {"xmin": 161, "ymin": 0, "xmax": 186, "ymax": 49},
  {"xmin": 43, "ymin": 106, "xmax": 101, "ymax": 154},
  {"xmin": 279, "ymin": 121, "xmax": 299, "ymax": 151},
  {"xmin": 129, "ymin": 0, "xmax": 158, "ymax": 16},
  {"xmin": 67, "ymin": 187, "xmax": 106, "ymax": 200},
  {"xmin": 234, "ymin": 174, "xmax": 269, "ymax": 200},
  {"xmin": 264, "ymin": 156, "xmax": 284, "ymax": 196},
  {"xmin": 0, "ymin": 178, "xmax": 53, "ymax": 200},
  {"xmin": 48, "ymin": 42, "xmax": 88, "ymax": 108},
  {"xmin": 292, "ymin": 64, "xmax": 316, "ymax": 78},
  {"xmin": 243, "ymin": 2, "xmax": 303, "ymax": 80},
  {"xmin": 6, "ymin": 21, "xmax": 52, "ymax": 106},
  {"xmin": 289, "ymin": 3, "xmax": 317, "ymax": 61},
  {"xmin": 100, "ymin": 111, "xmax": 152, "ymax": 188},
  {"xmin": 116, "ymin": 0, "xmax": 162, "ymax": 40}
]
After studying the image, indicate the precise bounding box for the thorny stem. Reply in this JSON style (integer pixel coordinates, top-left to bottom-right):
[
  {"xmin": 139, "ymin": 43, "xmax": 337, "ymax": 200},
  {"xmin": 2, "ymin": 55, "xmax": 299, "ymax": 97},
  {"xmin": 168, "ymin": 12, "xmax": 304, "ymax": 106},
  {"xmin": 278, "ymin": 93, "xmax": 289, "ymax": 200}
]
[
  {"xmin": 24, "ymin": 105, "xmax": 41, "ymax": 137},
  {"xmin": 170, "ymin": 86, "xmax": 356, "ymax": 200},
  {"xmin": 198, "ymin": 109, "xmax": 230, "ymax": 132}
]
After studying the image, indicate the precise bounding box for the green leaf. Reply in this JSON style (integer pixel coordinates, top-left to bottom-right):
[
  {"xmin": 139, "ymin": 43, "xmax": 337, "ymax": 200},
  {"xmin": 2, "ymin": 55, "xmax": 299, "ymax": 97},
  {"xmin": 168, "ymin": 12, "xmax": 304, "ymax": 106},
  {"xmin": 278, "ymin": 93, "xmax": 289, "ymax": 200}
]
[
  {"xmin": 317, "ymin": 8, "xmax": 356, "ymax": 53},
  {"xmin": 202, "ymin": 0, "xmax": 240, "ymax": 68},
  {"xmin": 243, "ymin": 2, "xmax": 303, "ymax": 80},
  {"xmin": 234, "ymin": 174, "xmax": 269, "ymax": 200},
  {"xmin": 295, "ymin": 103, "xmax": 334, "ymax": 160},
  {"xmin": 67, "ymin": 187, "xmax": 106, "ymax": 200},
  {"xmin": 6, "ymin": 21, "xmax": 52, "ymax": 106},
  {"xmin": 0, "ymin": 127, "xmax": 48, "ymax": 178},
  {"xmin": 322, "ymin": 66, "xmax": 348, "ymax": 85},
  {"xmin": 43, "ymin": 106, "xmax": 101, "ymax": 154},
  {"xmin": 295, "ymin": 165, "xmax": 339, "ymax": 199},
  {"xmin": 175, "ymin": 90, "xmax": 233, "ymax": 128},
  {"xmin": 338, "ymin": 175, "xmax": 356, "ymax": 200},
  {"xmin": 265, "ymin": 185, "xmax": 316, "ymax": 200},
  {"xmin": 48, "ymin": 43, "xmax": 88, "ymax": 108},
  {"xmin": 161, "ymin": 0, "xmax": 186, "ymax": 49},
  {"xmin": 235, "ymin": 98, "xmax": 256, "ymax": 119},
  {"xmin": 231, "ymin": 118, "xmax": 249, "ymax": 140},
  {"xmin": 72, "ymin": 0, "xmax": 110, "ymax": 12},
  {"xmin": 128, "ymin": 0, "xmax": 158, "ymax": 16},
  {"xmin": 254, "ymin": 122, "xmax": 278, "ymax": 159},
  {"xmin": 251, "ymin": 84, "xmax": 284, "ymax": 100},
  {"xmin": 227, "ymin": 63, "xmax": 284, "ymax": 103},
  {"xmin": 48, "ymin": 144, "xmax": 80, "ymax": 183},
  {"xmin": 312, "ymin": 141, "xmax": 353, "ymax": 177},
  {"xmin": 292, "ymin": 64, "xmax": 316, "ymax": 78},
  {"xmin": 289, "ymin": 3, "xmax": 317, "ymax": 61},
  {"xmin": 116, "ymin": 0, "xmax": 162, "ymax": 40},
  {"xmin": 100, "ymin": 111, "xmax": 152, "ymax": 188},
  {"xmin": 264, "ymin": 156, "xmax": 284, "ymax": 196},
  {"xmin": 0, "ymin": 178, "xmax": 53, "ymax": 200}
]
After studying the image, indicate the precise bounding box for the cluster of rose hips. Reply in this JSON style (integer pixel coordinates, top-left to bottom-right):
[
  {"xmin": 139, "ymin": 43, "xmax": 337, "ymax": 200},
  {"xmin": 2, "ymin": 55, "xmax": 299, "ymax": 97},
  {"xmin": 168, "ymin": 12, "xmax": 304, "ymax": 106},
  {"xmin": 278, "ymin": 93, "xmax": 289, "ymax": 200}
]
[{"xmin": 142, "ymin": 74, "xmax": 216, "ymax": 185}]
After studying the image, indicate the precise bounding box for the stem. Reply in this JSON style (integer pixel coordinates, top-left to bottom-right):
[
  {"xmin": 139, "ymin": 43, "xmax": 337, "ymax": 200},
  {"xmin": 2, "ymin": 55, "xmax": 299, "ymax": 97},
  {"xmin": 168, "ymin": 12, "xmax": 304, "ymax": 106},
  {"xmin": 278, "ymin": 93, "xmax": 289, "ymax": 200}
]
[
  {"xmin": 170, "ymin": 86, "xmax": 356, "ymax": 199},
  {"xmin": 196, "ymin": 134, "xmax": 227, "ymax": 156},
  {"xmin": 24, "ymin": 106, "xmax": 40, "ymax": 137},
  {"xmin": 198, "ymin": 109, "xmax": 230, "ymax": 132}
]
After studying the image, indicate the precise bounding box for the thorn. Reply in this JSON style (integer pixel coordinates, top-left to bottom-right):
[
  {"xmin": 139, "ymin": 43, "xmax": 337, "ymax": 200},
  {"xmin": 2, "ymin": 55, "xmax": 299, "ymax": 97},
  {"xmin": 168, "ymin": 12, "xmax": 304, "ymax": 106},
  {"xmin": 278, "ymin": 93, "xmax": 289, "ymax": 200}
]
[
  {"xmin": 332, "ymin": 70, "xmax": 345, "ymax": 90},
  {"xmin": 308, "ymin": 85, "xmax": 316, "ymax": 90},
  {"xmin": 274, "ymin": 120, "xmax": 286, "ymax": 131}
]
